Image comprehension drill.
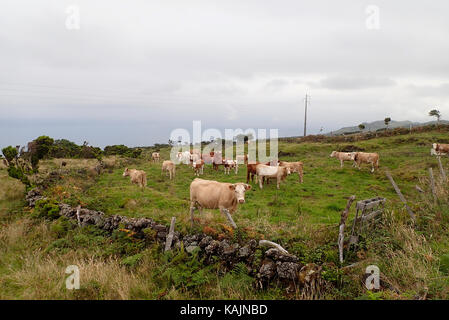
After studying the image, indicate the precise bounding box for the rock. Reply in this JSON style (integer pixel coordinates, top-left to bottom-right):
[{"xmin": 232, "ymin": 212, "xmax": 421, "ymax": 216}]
[
  {"xmin": 259, "ymin": 259, "xmax": 276, "ymax": 280},
  {"xmin": 205, "ymin": 240, "xmax": 220, "ymax": 255},
  {"xmin": 238, "ymin": 245, "xmax": 252, "ymax": 259},
  {"xmin": 276, "ymin": 262, "xmax": 301, "ymax": 280},
  {"xmin": 265, "ymin": 248, "xmax": 299, "ymax": 263},
  {"xmin": 199, "ymin": 236, "xmax": 212, "ymax": 248}
]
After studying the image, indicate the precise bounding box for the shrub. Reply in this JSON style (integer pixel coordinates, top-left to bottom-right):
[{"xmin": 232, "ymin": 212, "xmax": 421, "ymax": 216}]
[
  {"xmin": 1, "ymin": 146, "xmax": 18, "ymax": 164},
  {"xmin": 34, "ymin": 199, "xmax": 60, "ymax": 220}
]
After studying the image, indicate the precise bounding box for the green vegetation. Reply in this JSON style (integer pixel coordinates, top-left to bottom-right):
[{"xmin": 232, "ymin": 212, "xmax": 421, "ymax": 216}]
[{"xmin": 1, "ymin": 128, "xmax": 449, "ymax": 299}]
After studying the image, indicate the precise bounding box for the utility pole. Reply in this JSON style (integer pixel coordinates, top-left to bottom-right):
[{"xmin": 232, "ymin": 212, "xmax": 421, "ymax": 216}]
[{"xmin": 303, "ymin": 94, "xmax": 309, "ymax": 137}]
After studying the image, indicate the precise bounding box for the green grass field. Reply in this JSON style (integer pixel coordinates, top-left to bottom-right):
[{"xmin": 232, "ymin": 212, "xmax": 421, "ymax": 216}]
[{"xmin": 1, "ymin": 129, "xmax": 449, "ymax": 299}]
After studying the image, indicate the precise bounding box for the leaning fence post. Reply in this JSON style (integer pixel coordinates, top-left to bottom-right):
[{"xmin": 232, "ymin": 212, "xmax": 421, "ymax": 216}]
[
  {"xmin": 164, "ymin": 217, "xmax": 176, "ymax": 252},
  {"xmin": 385, "ymin": 170, "xmax": 415, "ymax": 221},
  {"xmin": 437, "ymin": 156, "xmax": 447, "ymax": 183},
  {"xmin": 338, "ymin": 195, "xmax": 356, "ymax": 264}
]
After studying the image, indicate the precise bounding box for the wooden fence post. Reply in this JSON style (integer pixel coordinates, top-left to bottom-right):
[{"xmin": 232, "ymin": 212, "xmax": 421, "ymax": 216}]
[
  {"xmin": 338, "ymin": 195, "xmax": 356, "ymax": 264},
  {"xmin": 164, "ymin": 217, "xmax": 176, "ymax": 252},
  {"xmin": 386, "ymin": 170, "xmax": 415, "ymax": 221}
]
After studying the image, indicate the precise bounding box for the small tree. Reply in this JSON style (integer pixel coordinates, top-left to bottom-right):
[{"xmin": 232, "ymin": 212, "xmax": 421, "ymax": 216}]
[
  {"xmin": 358, "ymin": 124, "xmax": 366, "ymax": 131},
  {"xmin": 429, "ymin": 109, "xmax": 441, "ymax": 125},
  {"xmin": 1, "ymin": 146, "xmax": 18, "ymax": 166},
  {"xmin": 384, "ymin": 117, "xmax": 391, "ymax": 129}
]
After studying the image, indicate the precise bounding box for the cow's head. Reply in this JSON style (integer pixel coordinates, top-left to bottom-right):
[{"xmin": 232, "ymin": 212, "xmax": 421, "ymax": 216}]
[
  {"xmin": 123, "ymin": 168, "xmax": 129, "ymax": 177},
  {"xmin": 330, "ymin": 151, "xmax": 337, "ymax": 158},
  {"xmin": 229, "ymin": 183, "xmax": 252, "ymax": 204},
  {"xmin": 350, "ymin": 152, "xmax": 357, "ymax": 160}
]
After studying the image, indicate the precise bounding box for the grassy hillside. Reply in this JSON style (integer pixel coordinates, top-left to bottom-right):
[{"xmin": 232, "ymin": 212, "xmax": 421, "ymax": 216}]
[{"xmin": 1, "ymin": 129, "xmax": 449, "ymax": 299}]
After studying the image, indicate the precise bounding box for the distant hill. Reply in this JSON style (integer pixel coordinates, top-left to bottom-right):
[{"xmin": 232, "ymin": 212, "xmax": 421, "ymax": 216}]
[{"xmin": 327, "ymin": 120, "xmax": 449, "ymax": 136}]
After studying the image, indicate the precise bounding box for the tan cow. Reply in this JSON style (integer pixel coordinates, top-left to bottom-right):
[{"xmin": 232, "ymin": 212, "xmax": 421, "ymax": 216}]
[
  {"xmin": 279, "ymin": 161, "xmax": 304, "ymax": 183},
  {"xmin": 431, "ymin": 143, "xmax": 449, "ymax": 156},
  {"xmin": 351, "ymin": 152, "xmax": 379, "ymax": 173},
  {"xmin": 192, "ymin": 159, "xmax": 205, "ymax": 176},
  {"xmin": 189, "ymin": 178, "xmax": 251, "ymax": 228},
  {"xmin": 162, "ymin": 160, "xmax": 176, "ymax": 179},
  {"xmin": 255, "ymin": 164, "xmax": 290, "ymax": 189},
  {"xmin": 330, "ymin": 151, "xmax": 356, "ymax": 168},
  {"xmin": 152, "ymin": 152, "xmax": 160, "ymax": 163},
  {"xmin": 123, "ymin": 168, "xmax": 147, "ymax": 188}
]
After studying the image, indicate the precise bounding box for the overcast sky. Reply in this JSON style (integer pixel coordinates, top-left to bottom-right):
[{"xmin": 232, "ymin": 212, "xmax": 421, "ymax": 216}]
[{"xmin": 1, "ymin": 0, "xmax": 448, "ymax": 148}]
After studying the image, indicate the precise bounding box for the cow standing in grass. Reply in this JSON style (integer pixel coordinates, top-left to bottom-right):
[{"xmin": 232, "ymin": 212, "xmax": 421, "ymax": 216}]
[
  {"xmin": 255, "ymin": 164, "xmax": 290, "ymax": 189},
  {"xmin": 224, "ymin": 159, "xmax": 238, "ymax": 174},
  {"xmin": 162, "ymin": 160, "xmax": 176, "ymax": 180},
  {"xmin": 351, "ymin": 152, "xmax": 379, "ymax": 173},
  {"xmin": 330, "ymin": 151, "xmax": 356, "ymax": 168},
  {"xmin": 123, "ymin": 168, "xmax": 147, "ymax": 188},
  {"xmin": 192, "ymin": 159, "xmax": 205, "ymax": 176},
  {"xmin": 189, "ymin": 178, "xmax": 251, "ymax": 228},
  {"xmin": 152, "ymin": 152, "xmax": 160, "ymax": 163},
  {"xmin": 279, "ymin": 161, "xmax": 304, "ymax": 183},
  {"xmin": 431, "ymin": 143, "xmax": 449, "ymax": 156}
]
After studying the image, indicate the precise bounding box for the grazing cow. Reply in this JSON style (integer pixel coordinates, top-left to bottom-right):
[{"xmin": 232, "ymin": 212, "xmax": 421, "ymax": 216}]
[
  {"xmin": 224, "ymin": 159, "xmax": 238, "ymax": 174},
  {"xmin": 177, "ymin": 151, "xmax": 191, "ymax": 164},
  {"xmin": 279, "ymin": 161, "xmax": 304, "ymax": 183},
  {"xmin": 212, "ymin": 151, "xmax": 224, "ymax": 171},
  {"xmin": 193, "ymin": 159, "xmax": 205, "ymax": 176},
  {"xmin": 123, "ymin": 168, "xmax": 147, "ymax": 188},
  {"xmin": 330, "ymin": 151, "xmax": 356, "ymax": 168},
  {"xmin": 189, "ymin": 178, "xmax": 251, "ymax": 227},
  {"xmin": 162, "ymin": 160, "xmax": 176, "ymax": 180},
  {"xmin": 246, "ymin": 161, "xmax": 271, "ymax": 183},
  {"xmin": 351, "ymin": 152, "xmax": 379, "ymax": 173},
  {"xmin": 255, "ymin": 164, "xmax": 290, "ymax": 189},
  {"xmin": 431, "ymin": 143, "xmax": 449, "ymax": 156},
  {"xmin": 152, "ymin": 152, "xmax": 160, "ymax": 163}
]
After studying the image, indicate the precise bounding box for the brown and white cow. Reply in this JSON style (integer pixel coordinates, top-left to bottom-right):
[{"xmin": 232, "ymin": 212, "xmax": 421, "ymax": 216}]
[
  {"xmin": 161, "ymin": 160, "xmax": 176, "ymax": 180},
  {"xmin": 431, "ymin": 143, "xmax": 449, "ymax": 156},
  {"xmin": 279, "ymin": 161, "xmax": 304, "ymax": 183},
  {"xmin": 255, "ymin": 164, "xmax": 290, "ymax": 189},
  {"xmin": 330, "ymin": 151, "xmax": 356, "ymax": 168},
  {"xmin": 224, "ymin": 159, "xmax": 238, "ymax": 174},
  {"xmin": 151, "ymin": 152, "xmax": 160, "ymax": 163},
  {"xmin": 351, "ymin": 152, "xmax": 379, "ymax": 173},
  {"xmin": 189, "ymin": 178, "xmax": 251, "ymax": 228},
  {"xmin": 193, "ymin": 159, "xmax": 205, "ymax": 176},
  {"xmin": 246, "ymin": 161, "xmax": 270, "ymax": 183},
  {"xmin": 123, "ymin": 168, "xmax": 147, "ymax": 188}
]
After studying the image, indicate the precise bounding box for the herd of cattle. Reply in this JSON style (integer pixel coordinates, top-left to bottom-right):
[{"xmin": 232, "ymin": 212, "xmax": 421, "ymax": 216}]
[{"xmin": 120, "ymin": 142, "xmax": 449, "ymax": 227}]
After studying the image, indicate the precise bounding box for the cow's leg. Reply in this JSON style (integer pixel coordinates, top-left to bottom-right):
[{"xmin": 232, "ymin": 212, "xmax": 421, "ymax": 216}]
[
  {"xmin": 277, "ymin": 177, "xmax": 280, "ymax": 189},
  {"xmin": 340, "ymin": 160, "xmax": 344, "ymax": 168},
  {"xmin": 259, "ymin": 176, "xmax": 263, "ymax": 189},
  {"xmin": 220, "ymin": 208, "xmax": 237, "ymax": 229}
]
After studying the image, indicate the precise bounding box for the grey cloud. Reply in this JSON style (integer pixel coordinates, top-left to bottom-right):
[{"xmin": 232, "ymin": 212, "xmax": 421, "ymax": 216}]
[{"xmin": 318, "ymin": 76, "xmax": 397, "ymax": 90}]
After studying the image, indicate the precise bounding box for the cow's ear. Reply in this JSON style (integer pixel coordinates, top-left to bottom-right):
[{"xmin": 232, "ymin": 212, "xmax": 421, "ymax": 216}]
[
  {"xmin": 245, "ymin": 184, "xmax": 252, "ymax": 190},
  {"xmin": 229, "ymin": 184, "xmax": 236, "ymax": 190}
]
